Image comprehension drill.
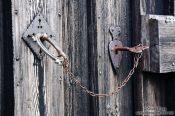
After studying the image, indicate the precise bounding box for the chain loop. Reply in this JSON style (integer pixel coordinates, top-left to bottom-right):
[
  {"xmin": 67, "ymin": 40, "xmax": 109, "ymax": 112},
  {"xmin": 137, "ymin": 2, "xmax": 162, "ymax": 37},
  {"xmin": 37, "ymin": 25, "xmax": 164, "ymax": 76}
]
[{"xmin": 62, "ymin": 45, "xmax": 143, "ymax": 97}]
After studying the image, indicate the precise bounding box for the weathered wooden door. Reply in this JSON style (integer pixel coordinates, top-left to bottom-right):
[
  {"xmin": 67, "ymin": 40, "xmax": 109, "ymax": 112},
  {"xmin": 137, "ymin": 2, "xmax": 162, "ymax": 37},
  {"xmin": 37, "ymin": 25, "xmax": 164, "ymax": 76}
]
[
  {"xmin": 1, "ymin": 0, "xmax": 175, "ymax": 116},
  {"xmin": 10, "ymin": 0, "xmax": 133, "ymax": 116},
  {"xmin": 2, "ymin": 0, "xmax": 137, "ymax": 116}
]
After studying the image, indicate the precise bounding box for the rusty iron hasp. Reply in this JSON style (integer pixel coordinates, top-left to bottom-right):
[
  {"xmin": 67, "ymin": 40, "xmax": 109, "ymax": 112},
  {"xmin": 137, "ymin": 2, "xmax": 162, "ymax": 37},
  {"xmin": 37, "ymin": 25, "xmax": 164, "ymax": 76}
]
[
  {"xmin": 108, "ymin": 26, "xmax": 122, "ymax": 70},
  {"xmin": 31, "ymin": 33, "xmax": 66, "ymax": 64},
  {"xmin": 109, "ymin": 40, "xmax": 122, "ymax": 70},
  {"xmin": 111, "ymin": 44, "xmax": 149, "ymax": 54},
  {"xmin": 22, "ymin": 13, "xmax": 56, "ymax": 59},
  {"xmin": 22, "ymin": 14, "xmax": 66, "ymax": 65},
  {"xmin": 108, "ymin": 26, "xmax": 149, "ymax": 70}
]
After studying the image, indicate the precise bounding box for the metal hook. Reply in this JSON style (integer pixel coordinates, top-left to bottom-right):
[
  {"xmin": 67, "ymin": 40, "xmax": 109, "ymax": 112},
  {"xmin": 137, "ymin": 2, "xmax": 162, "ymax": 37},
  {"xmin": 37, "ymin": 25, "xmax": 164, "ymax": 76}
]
[{"xmin": 32, "ymin": 33, "xmax": 66, "ymax": 65}]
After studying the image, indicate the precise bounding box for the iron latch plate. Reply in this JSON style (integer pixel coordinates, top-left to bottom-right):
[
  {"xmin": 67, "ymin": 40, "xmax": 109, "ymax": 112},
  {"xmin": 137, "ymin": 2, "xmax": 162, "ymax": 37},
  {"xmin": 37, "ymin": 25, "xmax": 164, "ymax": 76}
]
[
  {"xmin": 108, "ymin": 26, "xmax": 122, "ymax": 70},
  {"xmin": 22, "ymin": 14, "xmax": 56, "ymax": 59}
]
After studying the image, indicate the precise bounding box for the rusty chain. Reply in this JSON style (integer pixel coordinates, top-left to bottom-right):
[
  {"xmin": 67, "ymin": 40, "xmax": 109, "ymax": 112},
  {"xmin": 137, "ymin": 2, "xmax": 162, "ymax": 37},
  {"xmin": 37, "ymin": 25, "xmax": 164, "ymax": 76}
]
[{"xmin": 62, "ymin": 44, "xmax": 143, "ymax": 97}]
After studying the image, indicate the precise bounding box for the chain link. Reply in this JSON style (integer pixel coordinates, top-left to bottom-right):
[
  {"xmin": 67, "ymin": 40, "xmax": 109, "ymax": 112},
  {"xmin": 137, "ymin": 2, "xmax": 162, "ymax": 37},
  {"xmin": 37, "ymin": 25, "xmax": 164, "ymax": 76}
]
[{"xmin": 62, "ymin": 45, "xmax": 143, "ymax": 97}]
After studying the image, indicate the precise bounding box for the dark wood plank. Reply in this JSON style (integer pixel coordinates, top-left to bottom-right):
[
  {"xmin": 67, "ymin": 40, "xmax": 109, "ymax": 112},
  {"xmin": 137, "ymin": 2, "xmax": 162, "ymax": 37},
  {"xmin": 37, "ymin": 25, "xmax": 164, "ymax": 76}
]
[
  {"xmin": 0, "ymin": 0, "xmax": 3, "ymax": 115},
  {"xmin": 3, "ymin": 0, "xmax": 14, "ymax": 115},
  {"xmin": 62, "ymin": 0, "xmax": 90, "ymax": 116},
  {"xmin": 140, "ymin": 0, "xmax": 173, "ymax": 15}
]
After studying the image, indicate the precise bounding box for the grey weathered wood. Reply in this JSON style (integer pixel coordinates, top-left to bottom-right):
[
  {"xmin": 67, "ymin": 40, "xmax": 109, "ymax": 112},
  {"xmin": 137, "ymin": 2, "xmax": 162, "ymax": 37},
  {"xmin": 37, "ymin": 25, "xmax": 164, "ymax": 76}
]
[
  {"xmin": 133, "ymin": 0, "xmax": 175, "ymax": 115},
  {"xmin": 88, "ymin": 0, "xmax": 133, "ymax": 116},
  {"xmin": 140, "ymin": 0, "xmax": 173, "ymax": 15},
  {"xmin": 62, "ymin": 0, "xmax": 90, "ymax": 116},
  {"xmin": 10, "ymin": 0, "xmax": 175, "ymax": 115},
  {"xmin": 150, "ymin": 17, "xmax": 175, "ymax": 73},
  {"xmin": 12, "ymin": 0, "xmax": 90, "ymax": 116},
  {"xmin": 142, "ymin": 15, "xmax": 175, "ymax": 73},
  {"xmin": 12, "ymin": 0, "xmax": 64, "ymax": 116}
]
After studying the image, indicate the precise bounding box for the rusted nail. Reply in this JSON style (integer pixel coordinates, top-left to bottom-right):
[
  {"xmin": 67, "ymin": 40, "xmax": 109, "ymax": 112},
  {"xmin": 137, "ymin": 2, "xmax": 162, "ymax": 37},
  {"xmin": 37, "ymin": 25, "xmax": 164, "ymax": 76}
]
[
  {"xmin": 58, "ymin": 10, "xmax": 61, "ymax": 16},
  {"xmin": 15, "ymin": 57, "xmax": 20, "ymax": 61},
  {"xmin": 172, "ymin": 62, "xmax": 175, "ymax": 66},
  {"xmin": 99, "ymin": 71, "xmax": 102, "ymax": 75},
  {"xmin": 14, "ymin": 10, "xmax": 18, "ymax": 15}
]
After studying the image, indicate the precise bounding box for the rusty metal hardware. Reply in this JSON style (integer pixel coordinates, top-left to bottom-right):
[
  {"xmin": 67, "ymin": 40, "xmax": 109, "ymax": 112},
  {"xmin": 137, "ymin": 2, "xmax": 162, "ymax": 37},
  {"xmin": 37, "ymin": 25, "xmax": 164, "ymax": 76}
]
[
  {"xmin": 108, "ymin": 26, "xmax": 149, "ymax": 70},
  {"xmin": 109, "ymin": 26, "xmax": 121, "ymax": 39},
  {"xmin": 63, "ymin": 51, "xmax": 143, "ymax": 97},
  {"xmin": 31, "ymin": 33, "xmax": 66, "ymax": 65},
  {"xmin": 22, "ymin": 14, "xmax": 66, "ymax": 65},
  {"xmin": 61, "ymin": 26, "xmax": 147, "ymax": 97},
  {"xmin": 22, "ymin": 14, "xmax": 53, "ymax": 59},
  {"xmin": 109, "ymin": 40, "xmax": 122, "ymax": 69},
  {"xmin": 108, "ymin": 26, "xmax": 122, "ymax": 70},
  {"xmin": 111, "ymin": 44, "xmax": 149, "ymax": 54}
]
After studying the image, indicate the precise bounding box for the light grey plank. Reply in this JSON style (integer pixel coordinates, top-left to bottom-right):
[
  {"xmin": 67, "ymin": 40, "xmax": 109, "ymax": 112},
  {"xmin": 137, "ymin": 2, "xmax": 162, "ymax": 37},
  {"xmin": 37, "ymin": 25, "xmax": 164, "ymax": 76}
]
[{"xmin": 12, "ymin": 0, "xmax": 64, "ymax": 116}]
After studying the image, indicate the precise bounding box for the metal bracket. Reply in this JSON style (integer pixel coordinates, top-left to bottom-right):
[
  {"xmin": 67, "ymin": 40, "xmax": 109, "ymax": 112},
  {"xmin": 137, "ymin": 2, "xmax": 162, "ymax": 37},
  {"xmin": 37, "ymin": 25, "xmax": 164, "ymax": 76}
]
[
  {"xmin": 108, "ymin": 26, "xmax": 149, "ymax": 70},
  {"xmin": 109, "ymin": 26, "xmax": 121, "ymax": 39},
  {"xmin": 109, "ymin": 39, "xmax": 123, "ymax": 70},
  {"xmin": 108, "ymin": 26, "xmax": 122, "ymax": 70},
  {"xmin": 22, "ymin": 14, "xmax": 65, "ymax": 65}
]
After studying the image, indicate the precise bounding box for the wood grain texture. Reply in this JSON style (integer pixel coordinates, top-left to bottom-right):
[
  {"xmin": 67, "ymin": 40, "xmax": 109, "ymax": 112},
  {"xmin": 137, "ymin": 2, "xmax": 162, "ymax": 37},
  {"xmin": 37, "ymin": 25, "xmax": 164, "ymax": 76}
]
[
  {"xmin": 140, "ymin": 0, "xmax": 173, "ymax": 15},
  {"xmin": 62, "ymin": 0, "xmax": 90, "ymax": 116},
  {"xmin": 133, "ymin": 0, "xmax": 175, "ymax": 115},
  {"xmin": 12, "ymin": 0, "xmax": 64, "ymax": 116},
  {"xmin": 88, "ymin": 0, "xmax": 133, "ymax": 116},
  {"xmin": 149, "ymin": 18, "xmax": 175, "ymax": 73},
  {"xmin": 141, "ymin": 15, "xmax": 175, "ymax": 73}
]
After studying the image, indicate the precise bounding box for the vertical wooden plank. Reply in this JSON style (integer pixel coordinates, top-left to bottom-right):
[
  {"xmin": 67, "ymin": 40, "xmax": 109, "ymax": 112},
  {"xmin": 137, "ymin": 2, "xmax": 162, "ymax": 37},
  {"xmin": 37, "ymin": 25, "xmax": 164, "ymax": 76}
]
[
  {"xmin": 12, "ymin": 0, "xmax": 64, "ymax": 116},
  {"xmin": 87, "ymin": 1, "xmax": 99, "ymax": 115},
  {"xmin": 62, "ymin": 0, "xmax": 90, "ymax": 116},
  {"xmin": 88, "ymin": 0, "xmax": 133, "ymax": 115}
]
